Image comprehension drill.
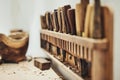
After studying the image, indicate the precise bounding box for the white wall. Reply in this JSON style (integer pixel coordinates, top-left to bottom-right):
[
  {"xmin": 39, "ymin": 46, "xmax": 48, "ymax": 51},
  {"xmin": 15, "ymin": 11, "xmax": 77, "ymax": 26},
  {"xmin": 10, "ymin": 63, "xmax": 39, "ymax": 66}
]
[
  {"xmin": 12, "ymin": 0, "xmax": 40, "ymax": 57},
  {"xmin": 11, "ymin": 0, "xmax": 36, "ymax": 32},
  {"xmin": 0, "ymin": 0, "xmax": 12, "ymax": 35}
]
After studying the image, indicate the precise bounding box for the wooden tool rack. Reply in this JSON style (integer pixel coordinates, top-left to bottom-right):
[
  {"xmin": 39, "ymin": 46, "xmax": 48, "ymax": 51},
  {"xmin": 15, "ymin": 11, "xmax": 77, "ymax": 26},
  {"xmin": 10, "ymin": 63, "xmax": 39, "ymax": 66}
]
[{"xmin": 40, "ymin": 6, "xmax": 113, "ymax": 80}]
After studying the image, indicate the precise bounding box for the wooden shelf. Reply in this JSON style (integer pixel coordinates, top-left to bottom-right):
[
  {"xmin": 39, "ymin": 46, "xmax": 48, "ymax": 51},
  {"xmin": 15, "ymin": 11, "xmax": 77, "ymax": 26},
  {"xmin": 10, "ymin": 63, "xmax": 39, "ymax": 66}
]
[
  {"xmin": 40, "ymin": 6, "xmax": 113, "ymax": 80},
  {"xmin": 40, "ymin": 29, "xmax": 109, "ymax": 80},
  {"xmin": 41, "ymin": 30, "xmax": 108, "ymax": 50}
]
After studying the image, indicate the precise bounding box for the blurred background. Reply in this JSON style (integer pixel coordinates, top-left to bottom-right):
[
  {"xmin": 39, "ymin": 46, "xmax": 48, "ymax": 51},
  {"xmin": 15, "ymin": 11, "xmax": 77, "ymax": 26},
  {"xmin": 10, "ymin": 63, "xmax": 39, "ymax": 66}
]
[{"xmin": 0, "ymin": 0, "xmax": 119, "ymax": 80}]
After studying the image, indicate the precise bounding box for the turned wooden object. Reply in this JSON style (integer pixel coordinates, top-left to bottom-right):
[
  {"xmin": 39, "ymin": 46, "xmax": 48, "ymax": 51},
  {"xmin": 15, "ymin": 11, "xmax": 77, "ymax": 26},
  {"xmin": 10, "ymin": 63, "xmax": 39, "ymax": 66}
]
[{"xmin": 0, "ymin": 30, "xmax": 28, "ymax": 63}]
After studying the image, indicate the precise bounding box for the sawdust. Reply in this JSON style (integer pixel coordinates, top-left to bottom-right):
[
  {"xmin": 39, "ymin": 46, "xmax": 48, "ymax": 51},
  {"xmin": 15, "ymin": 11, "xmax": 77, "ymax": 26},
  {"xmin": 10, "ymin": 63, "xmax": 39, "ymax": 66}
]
[{"xmin": 0, "ymin": 60, "xmax": 62, "ymax": 80}]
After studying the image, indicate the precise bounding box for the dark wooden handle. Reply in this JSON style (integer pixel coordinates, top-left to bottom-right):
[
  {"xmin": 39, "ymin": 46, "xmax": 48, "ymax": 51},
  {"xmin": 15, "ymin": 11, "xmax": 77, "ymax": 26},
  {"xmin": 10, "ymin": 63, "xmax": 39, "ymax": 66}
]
[
  {"xmin": 92, "ymin": 0, "xmax": 103, "ymax": 39},
  {"xmin": 61, "ymin": 5, "xmax": 71, "ymax": 34},
  {"xmin": 67, "ymin": 9, "xmax": 76, "ymax": 35},
  {"xmin": 40, "ymin": 15, "xmax": 47, "ymax": 29},
  {"xmin": 57, "ymin": 8, "xmax": 63, "ymax": 33},
  {"xmin": 53, "ymin": 9, "xmax": 59, "ymax": 32},
  {"xmin": 45, "ymin": 12, "xmax": 53, "ymax": 31}
]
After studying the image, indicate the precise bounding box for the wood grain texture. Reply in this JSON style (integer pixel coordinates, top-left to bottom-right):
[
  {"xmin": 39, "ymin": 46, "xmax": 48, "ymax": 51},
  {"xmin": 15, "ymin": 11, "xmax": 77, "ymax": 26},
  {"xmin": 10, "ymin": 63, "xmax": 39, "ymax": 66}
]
[
  {"xmin": 0, "ymin": 31, "xmax": 28, "ymax": 63},
  {"xmin": 57, "ymin": 7, "xmax": 63, "ymax": 33},
  {"xmin": 64, "ymin": 5, "xmax": 71, "ymax": 34},
  {"xmin": 51, "ymin": 12, "xmax": 55, "ymax": 31},
  {"xmin": 75, "ymin": 0, "xmax": 89, "ymax": 36},
  {"xmin": 61, "ymin": 5, "xmax": 71, "ymax": 33},
  {"xmin": 40, "ymin": 15, "xmax": 47, "ymax": 29},
  {"xmin": 67, "ymin": 9, "xmax": 76, "ymax": 35},
  {"xmin": 92, "ymin": 6, "xmax": 113, "ymax": 80},
  {"xmin": 41, "ymin": 30, "xmax": 108, "ymax": 50},
  {"xmin": 84, "ymin": 4, "xmax": 93, "ymax": 37},
  {"xmin": 101, "ymin": 6, "xmax": 113, "ymax": 80},
  {"xmin": 45, "ymin": 12, "xmax": 53, "ymax": 31},
  {"xmin": 92, "ymin": 0, "xmax": 104, "ymax": 39},
  {"xmin": 53, "ymin": 9, "xmax": 59, "ymax": 32},
  {"xmin": 75, "ymin": 3, "xmax": 82, "ymax": 36},
  {"xmin": 0, "ymin": 32, "xmax": 28, "ymax": 49}
]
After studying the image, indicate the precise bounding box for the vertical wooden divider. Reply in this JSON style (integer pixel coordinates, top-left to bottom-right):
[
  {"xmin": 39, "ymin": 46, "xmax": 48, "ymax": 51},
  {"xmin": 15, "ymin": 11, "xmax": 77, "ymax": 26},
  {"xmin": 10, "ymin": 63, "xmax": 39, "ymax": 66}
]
[
  {"xmin": 103, "ymin": 6, "xmax": 113, "ymax": 80},
  {"xmin": 92, "ymin": 6, "xmax": 113, "ymax": 80},
  {"xmin": 92, "ymin": 50, "xmax": 106, "ymax": 80},
  {"xmin": 80, "ymin": 46, "xmax": 83, "ymax": 59},
  {"xmin": 84, "ymin": 47, "xmax": 87, "ymax": 60}
]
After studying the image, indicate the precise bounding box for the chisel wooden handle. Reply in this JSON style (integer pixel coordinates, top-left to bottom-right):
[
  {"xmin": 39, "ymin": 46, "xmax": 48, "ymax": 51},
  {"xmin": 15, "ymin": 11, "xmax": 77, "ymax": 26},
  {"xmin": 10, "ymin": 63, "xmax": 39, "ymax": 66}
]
[
  {"xmin": 64, "ymin": 5, "xmax": 71, "ymax": 34},
  {"xmin": 67, "ymin": 9, "xmax": 76, "ymax": 35},
  {"xmin": 40, "ymin": 15, "xmax": 47, "ymax": 29},
  {"xmin": 84, "ymin": 4, "xmax": 93, "ymax": 37},
  {"xmin": 61, "ymin": 5, "xmax": 71, "ymax": 33},
  {"xmin": 81, "ymin": 0, "xmax": 89, "ymax": 36},
  {"xmin": 75, "ymin": 0, "xmax": 89, "ymax": 36},
  {"xmin": 75, "ymin": 3, "xmax": 81, "ymax": 36},
  {"xmin": 45, "ymin": 12, "xmax": 50, "ymax": 30},
  {"xmin": 92, "ymin": 0, "xmax": 103, "ymax": 39},
  {"xmin": 45, "ymin": 12, "xmax": 53, "ymax": 31},
  {"xmin": 52, "ymin": 12, "xmax": 56, "ymax": 31},
  {"xmin": 54, "ymin": 10, "xmax": 59, "ymax": 32},
  {"xmin": 57, "ymin": 7, "xmax": 63, "ymax": 33},
  {"xmin": 53, "ymin": 9, "xmax": 59, "ymax": 32}
]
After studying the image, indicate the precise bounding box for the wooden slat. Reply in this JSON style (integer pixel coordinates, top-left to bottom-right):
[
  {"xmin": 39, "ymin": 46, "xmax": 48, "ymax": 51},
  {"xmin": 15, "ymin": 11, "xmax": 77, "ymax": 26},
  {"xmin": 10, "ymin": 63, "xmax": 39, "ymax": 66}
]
[{"xmin": 41, "ymin": 30, "xmax": 108, "ymax": 50}]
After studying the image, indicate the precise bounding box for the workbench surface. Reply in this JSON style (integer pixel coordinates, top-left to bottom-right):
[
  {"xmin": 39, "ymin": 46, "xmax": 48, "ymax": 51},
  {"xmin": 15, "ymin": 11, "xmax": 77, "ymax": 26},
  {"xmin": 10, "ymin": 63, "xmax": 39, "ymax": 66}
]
[{"xmin": 0, "ymin": 60, "xmax": 62, "ymax": 80}]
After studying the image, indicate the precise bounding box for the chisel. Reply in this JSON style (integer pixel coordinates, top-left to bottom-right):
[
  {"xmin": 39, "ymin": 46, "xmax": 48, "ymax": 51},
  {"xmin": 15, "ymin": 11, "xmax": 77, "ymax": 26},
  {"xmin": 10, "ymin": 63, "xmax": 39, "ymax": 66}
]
[
  {"xmin": 61, "ymin": 5, "xmax": 71, "ymax": 34},
  {"xmin": 45, "ymin": 12, "xmax": 53, "ymax": 31},
  {"xmin": 92, "ymin": 0, "xmax": 103, "ymax": 39},
  {"xmin": 84, "ymin": 4, "xmax": 93, "ymax": 37},
  {"xmin": 53, "ymin": 9, "xmax": 59, "ymax": 32},
  {"xmin": 67, "ymin": 9, "xmax": 76, "ymax": 35},
  {"xmin": 40, "ymin": 15, "xmax": 47, "ymax": 29},
  {"xmin": 75, "ymin": 0, "xmax": 89, "ymax": 36},
  {"xmin": 57, "ymin": 7, "xmax": 63, "ymax": 33}
]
